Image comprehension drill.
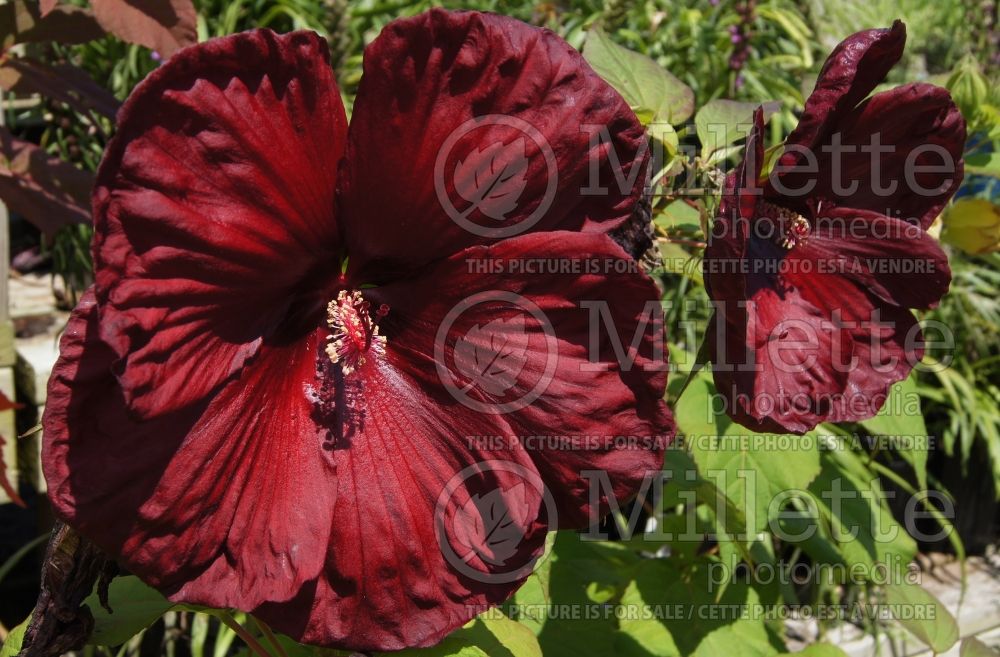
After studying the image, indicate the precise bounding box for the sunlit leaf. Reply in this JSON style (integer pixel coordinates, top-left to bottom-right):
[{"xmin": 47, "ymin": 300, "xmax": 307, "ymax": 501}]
[
  {"xmin": 583, "ymin": 27, "xmax": 694, "ymax": 125},
  {"xmin": 860, "ymin": 372, "xmax": 930, "ymax": 490},
  {"xmin": 883, "ymin": 581, "xmax": 959, "ymax": 653},
  {"xmin": 389, "ymin": 612, "xmax": 541, "ymax": 657},
  {"xmin": 695, "ymin": 99, "xmax": 779, "ymax": 161},
  {"xmin": 0, "ymin": 615, "xmax": 30, "ymax": 657}
]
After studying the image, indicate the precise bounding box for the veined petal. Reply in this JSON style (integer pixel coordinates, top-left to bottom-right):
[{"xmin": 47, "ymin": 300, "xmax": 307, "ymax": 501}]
[
  {"xmin": 43, "ymin": 292, "xmax": 338, "ymax": 610},
  {"xmin": 93, "ymin": 29, "xmax": 346, "ymax": 419},
  {"xmin": 339, "ymin": 8, "xmax": 648, "ymax": 280},
  {"xmin": 821, "ymin": 84, "xmax": 964, "ymax": 229},
  {"xmin": 371, "ymin": 231, "xmax": 673, "ymax": 527},
  {"xmin": 257, "ymin": 349, "xmax": 549, "ymax": 650},
  {"xmin": 252, "ymin": 231, "xmax": 671, "ymax": 650},
  {"xmin": 796, "ymin": 205, "xmax": 951, "ymax": 309}
]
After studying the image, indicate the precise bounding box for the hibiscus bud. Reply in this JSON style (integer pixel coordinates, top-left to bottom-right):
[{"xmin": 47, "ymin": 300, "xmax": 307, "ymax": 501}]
[
  {"xmin": 942, "ymin": 199, "xmax": 1000, "ymax": 255},
  {"xmin": 946, "ymin": 56, "xmax": 990, "ymax": 123}
]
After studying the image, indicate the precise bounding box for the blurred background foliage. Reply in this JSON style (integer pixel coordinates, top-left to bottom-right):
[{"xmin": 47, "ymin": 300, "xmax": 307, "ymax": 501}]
[{"xmin": 1, "ymin": 1, "xmax": 999, "ymax": 656}]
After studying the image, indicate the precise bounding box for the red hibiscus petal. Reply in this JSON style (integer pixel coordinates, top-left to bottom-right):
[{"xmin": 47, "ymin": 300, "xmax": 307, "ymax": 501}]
[
  {"xmin": 250, "ymin": 231, "xmax": 671, "ymax": 650},
  {"xmin": 781, "ymin": 21, "xmax": 905, "ymax": 157},
  {"xmin": 706, "ymin": 106, "xmax": 765, "ymax": 306},
  {"xmin": 372, "ymin": 230, "xmax": 673, "ymax": 527},
  {"xmin": 796, "ymin": 205, "xmax": 951, "ymax": 310},
  {"xmin": 775, "ymin": 83, "xmax": 965, "ymax": 229},
  {"xmin": 93, "ymin": 29, "xmax": 346, "ymax": 419},
  {"xmin": 339, "ymin": 9, "xmax": 648, "ymax": 280},
  {"xmin": 821, "ymin": 83, "xmax": 964, "ymax": 229},
  {"xmin": 715, "ymin": 240, "xmax": 932, "ymax": 433},
  {"xmin": 827, "ymin": 304, "xmax": 923, "ymax": 423},
  {"xmin": 712, "ymin": 283, "xmax": 853, "ymax": 434},
  {"xmin": 253, "ymin": 351, "xmax": 548, "ymax": 651},
  {"xmin": 43, "ymin": 291, "xmax": 338, "ymax": 610}
]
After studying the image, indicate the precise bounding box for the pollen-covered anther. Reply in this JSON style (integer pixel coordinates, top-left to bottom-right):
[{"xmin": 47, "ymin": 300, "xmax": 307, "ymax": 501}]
[
  {"xmin": 326, "ymin": 290, "xmax": 389, "ymax": 375},
  {"xmin": 780, "ymin": 215, "xmax": 811, "ymax": 249}
]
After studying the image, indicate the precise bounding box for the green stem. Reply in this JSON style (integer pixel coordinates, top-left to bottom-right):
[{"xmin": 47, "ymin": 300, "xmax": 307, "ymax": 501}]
[
  {"xmin": 218, "ymin": 612, "xmax": 274, "ymax": 657},
  {"xmin": 252, "ymin": 617, "xmax": 289, "ymax": 657}
]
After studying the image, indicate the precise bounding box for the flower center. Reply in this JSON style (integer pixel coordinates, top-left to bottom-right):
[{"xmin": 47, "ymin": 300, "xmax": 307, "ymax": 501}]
[
  {"xmin": 326, "ymin": 290, "xmax": 389, "ymax": 375},
  {"xmin": 759, "ymin": 201, "xmax": 811, "ymax": 250}
]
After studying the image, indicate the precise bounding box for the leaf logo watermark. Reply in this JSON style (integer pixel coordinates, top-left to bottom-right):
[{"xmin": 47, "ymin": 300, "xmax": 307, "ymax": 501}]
[
  {"xmin": 434, "ymin": 114, "xmax": 558, "ymax": 238},
  {"xmin": 453, "ymin": 316, "xmax": 529, "ymax": 396},
  {"xmin": 453, "ymin": 483, "xmax": 532, "ymax": 567},
  {"xmin": 434, "ymin": 291, "xmax": 559, "ymax": 414},
  {"xmin": 453, "ymin": 140, "xmax": 530, "ymax": 222},
  {"xmin": 435, "ymin": 460, "xmax": 557, "ymax": 585}
]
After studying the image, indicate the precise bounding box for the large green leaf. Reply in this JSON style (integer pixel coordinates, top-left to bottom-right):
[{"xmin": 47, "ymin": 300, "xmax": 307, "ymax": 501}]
[
  {"xmin": 807, "ymin": 452, "xmax": 916, "ymax": 578},
  {"xmin": 582, "ymin": 28, "xmax": 694, "ymax": 125},
  {"xmin": 860, "ymin": 372, "xmax": 929, "ymax": 490},
  {"xmin": 521, "ymin": 532, "xmax": 642, "ymax": 657},
  {"xmin": 883, "ymin": 581, "xmax": 959, "ymax": 653},
  {"xmin": 85, "ymin": 576, "xmax": 174, "ymax": 646},
  {"xmin": 679, "ymin": 373, "xmax": 821, "ymax": 543},
  {"xmin": 617, "ymin": 559, "xmax": 777, "ymax": 657}
]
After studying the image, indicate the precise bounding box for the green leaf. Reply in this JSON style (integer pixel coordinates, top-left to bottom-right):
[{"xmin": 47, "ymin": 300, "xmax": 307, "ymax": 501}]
[
  {"xmin": 960, "ymin": 637, "xmax": 1000, "ymax": 657},
  {"xmin": 967, "ymin": 152, "xmax": 1000, "ymax": 179},
  {"xmin": 695, "ymin": 100, "xmax": 779, "ymax": 160},
  {"xmin": 860, "ymin": 372, "xmax": 929, "ymax": 490},
  {"xmin": 807, "ymin": 452, "xmax": 916, "ymax": 578},
  {"xmin": 582, "ymin": 28, "xmax": 694, "ymax": 125},
  {"xmin": 654, "ymin": 199, "xmax": 700, "ymax": 232},
  {"xmin": 532, "ymin": 533, "xmax": 641, "ymax": 657},
  {"xmin": 0, "ymin": 615, "xmax": 30, "ymax": 657},
  {"xmin": 505, "ymin": 532, "xmax": 556, "ymax": 635},
  {"xmin": 389, "ymin": 612, "xmax": 541, "ymax": 657},
  {"xmin": 883, "ymin": 581, "xmax": 959, "ymax": 653},
  {"xmin": 680, "ymin": 373, "xmax": 821, "ymax": 543},
  {"xmin": 617, "ymin": 559, "xmax": 777, "ymax": 657},
  {"xmin": 85, "ymin": 576, "xmax": 175, "ymax": 646}
]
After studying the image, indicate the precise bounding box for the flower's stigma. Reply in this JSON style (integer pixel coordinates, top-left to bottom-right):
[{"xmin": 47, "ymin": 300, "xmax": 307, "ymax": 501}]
[
  {"xmin": 761, "ymin": 201, "xmax": 812, "ymax": 250},
  {"xmin": 780, "ymin": 215, "xmax": 811, "ymax": 249},
  {"xmin": 326, "ymin": 290, "xmax": 388, "ymax": 375}
]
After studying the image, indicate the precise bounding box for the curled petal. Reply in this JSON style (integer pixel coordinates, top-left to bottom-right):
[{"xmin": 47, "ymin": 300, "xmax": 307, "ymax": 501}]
[
  {"xmin": 781, "ymin": 21, "xmax": 906, "ymax": 157},
  {"xmin": 340, "ymin": 8, "xmax": 648, "ymax": 279},
  {"xmin": 774, "ymin": 83, "xmax": 965, "ymax": 229},
  {"xmin": 706, "ymin": 106, "xmax": 765, "ymax": 306},
  {"xmin": 93, "ymin": 29, "xmax": 346, "ymax": 419}
]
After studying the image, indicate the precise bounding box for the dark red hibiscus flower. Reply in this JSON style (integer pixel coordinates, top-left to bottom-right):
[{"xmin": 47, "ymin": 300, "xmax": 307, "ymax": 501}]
[
  {"xmin": 704, "ymin": 22, "xmax": 965, "ymax": 435},
  {"xmin": 42, "ymin": 9, "xmax": 674, "ymax": 652}
]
